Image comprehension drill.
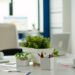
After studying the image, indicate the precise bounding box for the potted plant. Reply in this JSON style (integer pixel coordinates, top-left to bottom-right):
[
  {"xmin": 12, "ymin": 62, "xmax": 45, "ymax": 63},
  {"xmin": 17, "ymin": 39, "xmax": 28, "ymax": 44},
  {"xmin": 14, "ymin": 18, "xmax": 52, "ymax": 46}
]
[
  {"xmin": 19, "ymin": 36, "xmax": 52, "ymax": 64},
  {"xmin": 20, "ymin": 36, "xmax": 50, "ymax": 49},
  {"xmin": 15, "ymin": 52, "xmax": 32, "ymax": 71},
  {"xmin": 39, "ymin": 48, "xmax": 59, "ymax": 70}
]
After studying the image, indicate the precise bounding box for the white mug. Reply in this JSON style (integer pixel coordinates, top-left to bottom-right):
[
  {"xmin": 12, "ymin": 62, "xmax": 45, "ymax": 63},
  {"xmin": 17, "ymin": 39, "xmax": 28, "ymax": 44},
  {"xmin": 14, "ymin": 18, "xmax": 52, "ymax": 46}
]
[{"xmin": 0, "ymin": 52, "xmax": 4, "ymax": 60}]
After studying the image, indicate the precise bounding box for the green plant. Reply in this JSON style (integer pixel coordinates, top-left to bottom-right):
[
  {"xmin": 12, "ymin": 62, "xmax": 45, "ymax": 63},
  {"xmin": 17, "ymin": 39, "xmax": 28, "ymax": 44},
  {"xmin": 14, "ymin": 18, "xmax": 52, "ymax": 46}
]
[
  {"xmin": 52, "ymin": 48, "xmax": 59, "ymax": 57},
  {"xmin": 15, "ymin": 52, "xmax": 32, "ymax": 60},
  {"xmin": 20, "ymin": 36, "xmax": 50, "ymax": 49}
]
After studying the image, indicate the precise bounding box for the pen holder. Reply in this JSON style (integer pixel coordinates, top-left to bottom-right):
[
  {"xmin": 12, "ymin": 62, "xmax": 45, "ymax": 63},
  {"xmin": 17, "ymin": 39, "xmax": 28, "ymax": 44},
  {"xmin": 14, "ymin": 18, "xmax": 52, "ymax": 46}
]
[{"xmin": 40, "ymin": 57, "xmax": 54, "ymax": 70}]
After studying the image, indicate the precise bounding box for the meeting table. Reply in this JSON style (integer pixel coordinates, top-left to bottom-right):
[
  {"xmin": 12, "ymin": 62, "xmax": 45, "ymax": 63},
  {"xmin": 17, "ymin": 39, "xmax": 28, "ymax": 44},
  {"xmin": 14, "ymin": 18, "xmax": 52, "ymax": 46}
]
[{"xmin": 0, "ymin": 55, "xmax": 75, "ymax": 75}]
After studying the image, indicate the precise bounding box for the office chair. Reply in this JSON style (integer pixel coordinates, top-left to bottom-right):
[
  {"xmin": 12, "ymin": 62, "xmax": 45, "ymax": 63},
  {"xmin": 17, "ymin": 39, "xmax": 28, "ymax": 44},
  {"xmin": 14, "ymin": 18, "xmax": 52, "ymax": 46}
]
[{"xmin": 0, "ymin": 23, "xmax": 22, "ymax": 55}]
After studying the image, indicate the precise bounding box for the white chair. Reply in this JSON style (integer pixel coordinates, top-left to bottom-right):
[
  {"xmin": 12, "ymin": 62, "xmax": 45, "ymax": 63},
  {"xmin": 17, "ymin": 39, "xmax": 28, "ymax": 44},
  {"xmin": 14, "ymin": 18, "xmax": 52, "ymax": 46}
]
[{"xmin": 0, "ymin": 23, "xmax": 22, "ymax": 55}]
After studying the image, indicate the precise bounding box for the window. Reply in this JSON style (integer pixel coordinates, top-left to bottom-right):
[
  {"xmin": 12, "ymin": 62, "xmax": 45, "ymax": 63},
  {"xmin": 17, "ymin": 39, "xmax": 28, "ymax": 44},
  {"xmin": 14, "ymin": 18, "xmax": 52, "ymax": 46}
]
[
  {"xmin": 0, "ymin": 2, "xmax": 9, "ymax": 22},
  {"xmin": 50, "ymin": 0, "xmax": 63, "ymax": 34},
  {"xmin": 0, "ymin": 0, "xmax": 38, "ymax": 31},
  {"xmin": 39, "ymin": 0, "xmax": 43, "ymax": 32},
  {"xmin": 13, "ymin": 0, "xmax": 38, "ymax": 31}
]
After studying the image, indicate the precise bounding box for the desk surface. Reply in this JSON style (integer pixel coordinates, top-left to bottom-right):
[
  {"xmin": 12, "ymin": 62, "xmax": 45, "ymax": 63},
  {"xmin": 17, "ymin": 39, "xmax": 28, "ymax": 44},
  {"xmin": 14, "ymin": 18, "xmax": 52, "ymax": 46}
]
[{"xmin": 0, "ymin": 55, "xmax": 75, "ymax": 75}]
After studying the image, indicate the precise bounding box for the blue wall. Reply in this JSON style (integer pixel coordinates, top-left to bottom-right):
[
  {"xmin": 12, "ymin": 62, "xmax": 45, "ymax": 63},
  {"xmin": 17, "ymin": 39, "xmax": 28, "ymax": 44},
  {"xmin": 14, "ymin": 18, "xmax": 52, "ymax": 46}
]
[
  {"xmin": 43, "ymin": 0, "xmax": 50, "ymax": 38},
  {"xmin": 18, "ymin": 33, "xmax": 24, "ymax": 39}
]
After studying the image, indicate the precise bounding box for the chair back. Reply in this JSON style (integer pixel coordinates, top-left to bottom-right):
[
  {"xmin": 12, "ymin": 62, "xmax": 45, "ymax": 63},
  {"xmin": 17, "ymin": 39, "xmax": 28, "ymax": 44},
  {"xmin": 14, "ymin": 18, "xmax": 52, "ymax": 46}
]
[{"xmin": 0, "ymin": 23, "xmax": 18, "ymax": 51}]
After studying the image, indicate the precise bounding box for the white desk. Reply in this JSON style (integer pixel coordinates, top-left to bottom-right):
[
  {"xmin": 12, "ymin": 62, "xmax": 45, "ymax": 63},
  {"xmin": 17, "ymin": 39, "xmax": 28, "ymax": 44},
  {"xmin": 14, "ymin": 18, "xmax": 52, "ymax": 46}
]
[{"xmin": 0, "ymin": 55, "xmax": 75, "ymax": 75}]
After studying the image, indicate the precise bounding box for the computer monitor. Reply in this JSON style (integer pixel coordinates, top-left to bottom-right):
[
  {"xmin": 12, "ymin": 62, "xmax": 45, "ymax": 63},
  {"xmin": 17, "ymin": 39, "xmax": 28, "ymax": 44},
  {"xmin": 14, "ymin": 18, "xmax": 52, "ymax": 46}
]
[{"xmin": 51, "ymin": 33, "xmax": 70, "ymax": 55}]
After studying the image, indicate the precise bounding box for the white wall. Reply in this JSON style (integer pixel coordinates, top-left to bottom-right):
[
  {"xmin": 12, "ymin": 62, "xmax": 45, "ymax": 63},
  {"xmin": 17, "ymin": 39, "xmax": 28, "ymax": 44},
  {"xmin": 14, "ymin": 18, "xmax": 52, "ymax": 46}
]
[
  {"xmin": 63, "ymin": 0, "xmax": 71, "ymax": 33},
  {"xmin": 63, "ymin": 0, "xmax": 72, "ymax": 53},
  {"xmin": 50, "ymin": 0, "xmax": 63, "ymax": 34},
  {"xmin": 71, "ymin": 0, "xmax": 75, "ymax": 54},
  {"xmin": 50, "ymin": 0, "xmax": 72, "ymax": 53}
]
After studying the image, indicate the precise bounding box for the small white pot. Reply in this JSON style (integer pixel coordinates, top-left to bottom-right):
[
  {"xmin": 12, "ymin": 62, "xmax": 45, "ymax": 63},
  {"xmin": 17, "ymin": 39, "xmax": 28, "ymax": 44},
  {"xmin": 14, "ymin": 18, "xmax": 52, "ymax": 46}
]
[
  {"xmin": 16, "ymin": 59, "xmax": 29, "ymax": 72},
  {"xmin": 40, "ymin": 57, "xmax": 54, "ymax": 70}
]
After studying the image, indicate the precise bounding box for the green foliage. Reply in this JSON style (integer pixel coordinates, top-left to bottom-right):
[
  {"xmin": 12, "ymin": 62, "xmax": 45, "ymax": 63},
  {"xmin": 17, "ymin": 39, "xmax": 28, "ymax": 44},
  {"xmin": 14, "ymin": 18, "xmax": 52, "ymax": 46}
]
[
  {"xmin": 20, "ymin": 36, "xmax": 50, "ymax": 49},
  {"xmin": 52, "ymin": 48, "xmax": 59, "ymax": 57},
  {"xmin": 15, "ymin": 52, "xmax": 32, "ymax": 60}
]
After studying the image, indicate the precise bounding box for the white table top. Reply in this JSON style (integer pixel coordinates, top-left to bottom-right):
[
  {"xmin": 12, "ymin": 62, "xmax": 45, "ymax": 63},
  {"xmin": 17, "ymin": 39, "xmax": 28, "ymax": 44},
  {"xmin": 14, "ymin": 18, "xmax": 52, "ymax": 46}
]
[{"xmin": 0, "ymin": 55, "xmax": 75, "ymax": 75}]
